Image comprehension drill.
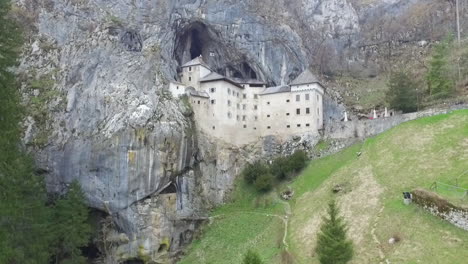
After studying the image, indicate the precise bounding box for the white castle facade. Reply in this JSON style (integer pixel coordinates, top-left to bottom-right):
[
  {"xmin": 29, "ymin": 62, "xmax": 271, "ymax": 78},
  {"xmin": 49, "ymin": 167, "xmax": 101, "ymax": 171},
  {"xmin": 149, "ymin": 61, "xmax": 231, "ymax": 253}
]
[{"xmin": 169, "ymin": 56, "xmax": 324, "ymax": 145}]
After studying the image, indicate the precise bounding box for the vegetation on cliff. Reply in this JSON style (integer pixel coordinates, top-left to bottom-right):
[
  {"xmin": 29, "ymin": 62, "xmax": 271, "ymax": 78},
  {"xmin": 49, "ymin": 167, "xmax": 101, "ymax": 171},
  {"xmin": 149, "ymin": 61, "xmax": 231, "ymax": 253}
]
[{"xmin": 0, "ymin": 1, "xmax": 91, "ymax": 263}]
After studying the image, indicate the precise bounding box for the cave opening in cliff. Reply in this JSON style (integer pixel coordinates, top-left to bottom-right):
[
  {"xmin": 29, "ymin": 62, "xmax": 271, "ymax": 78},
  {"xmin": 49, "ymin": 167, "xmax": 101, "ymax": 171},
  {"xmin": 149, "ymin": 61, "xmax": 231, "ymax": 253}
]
[
  {"xmin": 174, "ymin": 22, "xmax": 213, "ymax": 65},
  {"xmin": 174, "ymin": 21, "xmax": 262, "ymax": 82},
  {"xmin": 160, "ymin": 182, "xmax": 177, "ymax": 194}
]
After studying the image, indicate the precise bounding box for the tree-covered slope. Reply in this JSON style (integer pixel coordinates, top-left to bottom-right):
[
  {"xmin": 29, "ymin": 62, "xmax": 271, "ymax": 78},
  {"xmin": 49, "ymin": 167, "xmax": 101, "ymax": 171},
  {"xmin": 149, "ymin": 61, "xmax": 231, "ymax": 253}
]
[{"xmin": 180, "ymin": 110, "xmax": 468, "ymax": 264}]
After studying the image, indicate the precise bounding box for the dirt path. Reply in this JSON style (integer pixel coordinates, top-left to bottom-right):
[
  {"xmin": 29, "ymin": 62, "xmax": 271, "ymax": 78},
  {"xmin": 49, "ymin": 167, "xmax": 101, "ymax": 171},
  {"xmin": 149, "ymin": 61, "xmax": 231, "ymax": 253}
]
[{"xmin": 370, "ymin": 206, "xmax": 390, "ymax": 264}]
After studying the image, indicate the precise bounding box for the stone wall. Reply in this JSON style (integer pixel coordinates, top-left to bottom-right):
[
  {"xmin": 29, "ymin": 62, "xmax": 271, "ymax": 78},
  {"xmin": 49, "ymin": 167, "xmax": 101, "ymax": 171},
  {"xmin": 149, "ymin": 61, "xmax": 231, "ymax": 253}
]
[
  {"xmin": 325, "ymin": 104, "xmax": 468, "ymax": 140},
  {"xmin": 411, "ymin": 189, "xmax": 468, "ymax": 231}
]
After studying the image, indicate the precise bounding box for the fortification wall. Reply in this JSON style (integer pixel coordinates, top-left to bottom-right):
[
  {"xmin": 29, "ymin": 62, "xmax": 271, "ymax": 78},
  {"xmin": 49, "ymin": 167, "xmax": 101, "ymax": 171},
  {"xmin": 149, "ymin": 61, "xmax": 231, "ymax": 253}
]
[
  {"xmin": 411, "ymin": 189, "xmax": 468, "ymax": 231},
  {"xmin": 325, "ymin": 104, "xmax": 468, "ymax": 140}
]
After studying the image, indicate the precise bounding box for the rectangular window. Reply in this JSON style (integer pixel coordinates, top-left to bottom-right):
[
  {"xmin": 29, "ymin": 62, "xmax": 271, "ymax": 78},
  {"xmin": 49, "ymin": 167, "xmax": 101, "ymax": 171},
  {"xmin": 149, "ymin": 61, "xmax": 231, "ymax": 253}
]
[
  {"xmin": 254, "ymin": 105, "xmax": 258, "ymax": 110},
  {"xmin": 243, "ymin": 104, "xmax": 247, "ymax": 110},
  {"xmin": 286, "ymin": 99, "xmax": 290, "ymax": 103},
  {"xmin": 267, "ymin": 102, "xmax": 270, "ymax": 105},
  {"xmin": 237, "ymin": 92, "xmax": 240, "ymax": 97},
  {"xmin": 243, "ymin": 94, "xmax": 247, "ymax": 99},
  {"xmin": 176, "ymin": 86, "xmax": 179, "ymax": 90},
  {"xmin": 306, "ymin": 123, "xmax": 310, "ymax": 127},
  {"xmin": 189, "ymin": 67, "xmax": 192, "ymax": 72},
  {"xmin": 242, "ymin": 115, "xmax": 246, "ymax": 121},
  {"xmin": 253, "ymin": 127, "xmax": 257, "ymax": 130},
  {"xmin": 254, "ymin": 116, "xmax": 258, "ymax": 121},
  {"xmin": 296, "ymin": 108, "xmax": 300, "ymax": 115},
  {"xmin": 197, "ymin": 101, "xmax": 200, "ymax": 104},
  {"xmin": 237, "ymin": 115, "xmax": 240, "ymax": 121},
  {"xmin": 189, "ymin": 77, "xmax": 192, "ymax": 81},
  {"xmin": 228, "ymin": 89, "xmax": 231, "ymax": 95},
  {"xmin": 267, "ymin": 114, "xmax": 270, "ymax": 118},
  {"xmin": 211, "ymin": 100, "xmax": 216, "ymax": 104},
  {"xmin": 228, "ymin": 100, "xmax": 231, "ymax": 106},
  {"xmin": 296, "ymin": 94, "xmax": 300, "ymax": 102},
  {"xmin": 287, "ymin": 125, "xmax": 290, "ymax": 128},
  {"xmin": 306, "ymin": 94, "xmax": 310, "ymax": 100},
  {"xmin": 212, "ymin": 126, "xmax": 215, "ymax": 130},
  {"xmin": 243, "ymin": 125, "xmax": 247, "ymax": 128},
  {"xmin": 210, "ymin": 88, "xmax": 216, "ymax": 93},
  {"xmin": 267, "ymin": 126, "xmax": 271, "ymax": 129},
  {"xmin": 306, "ymin": 108, "xmax": 310, "ymax": 114},
  {"xmin": 317, "ymin": 108, "xmax": 320, "ymax": 115},
  {"xmin": 254, "ymin": 94, "xmax": 258, "ymax": 99},
  {"xmin": 297, "ymin": 124, "xmax": 301, "ymax": 127},
  {"xmin": 286, "ymin": 113, "xmax": 290, "ymax": 116}
]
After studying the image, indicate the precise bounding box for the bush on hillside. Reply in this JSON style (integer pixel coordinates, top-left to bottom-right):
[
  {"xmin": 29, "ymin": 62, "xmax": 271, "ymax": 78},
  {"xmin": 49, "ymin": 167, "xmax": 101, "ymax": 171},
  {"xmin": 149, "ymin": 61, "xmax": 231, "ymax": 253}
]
[
  {"xmin": 288, "ymin": 150, "xmax": 308, "ymax": 172},
  {"xmin": 243, "ymin": 250, "xmax": 264, "ymax": 264},
  {"xmin": 254, "ymin": 173, "xmax": 274, "ymax": 193},
  {"xmin": 270, "ymin": 156, "xmax": 290, "ymax": 180},
  {"xmin": 243, "ymin": 161, "xmax": 269, "ymax": 184}
]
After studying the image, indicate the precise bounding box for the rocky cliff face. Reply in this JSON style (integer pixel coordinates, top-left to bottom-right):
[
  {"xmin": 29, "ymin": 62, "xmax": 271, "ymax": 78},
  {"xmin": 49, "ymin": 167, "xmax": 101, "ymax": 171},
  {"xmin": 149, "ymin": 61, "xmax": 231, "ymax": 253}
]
[{"xmin": 13, "ymin": 0, "xmax": 464, "ymax": 262}]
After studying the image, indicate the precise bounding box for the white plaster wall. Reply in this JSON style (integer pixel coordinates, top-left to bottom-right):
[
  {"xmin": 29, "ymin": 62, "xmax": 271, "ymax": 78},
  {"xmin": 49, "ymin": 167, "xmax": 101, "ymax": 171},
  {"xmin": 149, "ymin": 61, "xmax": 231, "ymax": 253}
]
[
  {"xmin": 181, "ymin": 65, "xmax": 211, "ymax": 90},
  {"xmin": 259, "ymin": 90, "xmax": 322, "ymax": 139},
  {"xmin": 169, "ymin": 82, "xmax": 186, "ymax": 97},
  {"xmin": 185, "ymin": 78, "xmax": 324, "ymax": 146}
]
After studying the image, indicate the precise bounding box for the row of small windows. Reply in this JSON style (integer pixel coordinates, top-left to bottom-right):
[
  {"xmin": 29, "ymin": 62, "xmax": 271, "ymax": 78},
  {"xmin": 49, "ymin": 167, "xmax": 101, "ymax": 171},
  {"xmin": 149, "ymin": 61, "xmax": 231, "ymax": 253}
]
[
  {"xmin": 210, "ymin": 87, "xmax": 259, "ymax": 99},
  {"xmin": 213, "ymin": 123, "xmax": 315, "ymax": 130}
]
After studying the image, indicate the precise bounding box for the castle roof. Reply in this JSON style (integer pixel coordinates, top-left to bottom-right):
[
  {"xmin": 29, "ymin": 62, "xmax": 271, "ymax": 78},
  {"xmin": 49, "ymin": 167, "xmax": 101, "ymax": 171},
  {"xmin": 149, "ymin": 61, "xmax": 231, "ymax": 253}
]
[
  {"xmin": 259, "ymin": 85, "xmax": 291, "ymax": 95},
  {"xmin": 187, "ymin": 88, "xmax": 210, "ymax": 98},
  {"xmin": 182, "ymin": 56, "xmax": 211, "ymax": 69},
  {"xmin": 231, "ymin": 78, "xmax": 266, "ymax": 85},
  {"xmin": 290, "ymin": 69, "xmax": 319, "ymax": 86},
  {"xmin": 200, "ymin": 72, "xmax": 243, "ymax": 88}
]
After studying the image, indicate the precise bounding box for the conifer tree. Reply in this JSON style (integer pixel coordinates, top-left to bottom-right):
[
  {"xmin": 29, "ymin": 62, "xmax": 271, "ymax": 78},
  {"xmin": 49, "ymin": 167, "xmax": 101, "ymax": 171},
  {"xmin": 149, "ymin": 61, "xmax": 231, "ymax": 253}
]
[
  {"xmin": 0, "ymin": 0, "xmax": 55, "ymax": 262},
  {"xmin": 385, "ymin": 71, "xmax": 418, "ymax": 113},
  {"xmin": 53, "ymin": 180, "xmax": 92, "ymax": 264},
  {"xmin": 315, "ymin": 200, "xmax": 353, "ymax": 264},
  {"xmin": 242, "ymin": 250, "xmax": 264, "ymax": 264},
  {"xmin": 426, "ymin": 36, "xmax": 454, "ymax": 98}
]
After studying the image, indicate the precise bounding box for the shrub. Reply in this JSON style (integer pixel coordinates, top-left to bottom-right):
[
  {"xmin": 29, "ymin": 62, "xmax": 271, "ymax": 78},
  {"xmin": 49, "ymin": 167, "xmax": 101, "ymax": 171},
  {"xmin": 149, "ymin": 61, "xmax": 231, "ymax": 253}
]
[
  {"xmin": 243, "ymin": 161, "xmax": 269, "ymax": 184},
  {"xmin": 243, "ymin": 250, "xmax": 264, "ymax": 264},
  {"xmin": 271, "ymin": 156, "xmax": 290, "ymax": 180},
  {"xmin": 288, "ymin": 150, "xmax": 309, "ymax": 172},
  {"xmin": 254, "ymin": 173, "xmax": 274, "ymax": 192}
]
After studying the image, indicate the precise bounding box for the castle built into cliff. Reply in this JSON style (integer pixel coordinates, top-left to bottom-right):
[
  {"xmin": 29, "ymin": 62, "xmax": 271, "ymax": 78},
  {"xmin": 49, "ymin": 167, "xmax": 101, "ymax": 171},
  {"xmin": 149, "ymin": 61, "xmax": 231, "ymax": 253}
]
[{"xmin": 169, "ymin": 56, "xmax": 324, "ymax": 145}]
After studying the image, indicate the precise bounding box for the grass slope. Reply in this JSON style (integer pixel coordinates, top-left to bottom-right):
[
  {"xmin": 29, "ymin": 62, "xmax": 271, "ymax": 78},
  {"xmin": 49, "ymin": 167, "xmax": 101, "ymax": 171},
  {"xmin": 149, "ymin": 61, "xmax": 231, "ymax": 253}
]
[{"xmin": 180, "ymin": 110, "xmax": 468, "ymax": 264}]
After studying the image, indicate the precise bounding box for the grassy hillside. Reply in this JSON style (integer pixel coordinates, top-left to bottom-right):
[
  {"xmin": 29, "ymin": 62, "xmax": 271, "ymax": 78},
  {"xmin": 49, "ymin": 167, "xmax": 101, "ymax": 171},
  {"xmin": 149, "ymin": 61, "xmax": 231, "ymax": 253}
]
[{"xmin": 179, "ymin": 110, "xmax": 468, "ymax": 264}]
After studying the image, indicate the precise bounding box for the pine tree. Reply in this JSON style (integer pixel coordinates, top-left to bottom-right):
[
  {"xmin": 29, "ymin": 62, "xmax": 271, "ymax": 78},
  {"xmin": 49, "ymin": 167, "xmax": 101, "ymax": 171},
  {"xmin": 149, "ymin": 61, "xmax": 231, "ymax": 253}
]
[
  {"xmin": 315, "ymin": 200, "xmax": 353, "ymax": 264},
  {"xmin": 426, "ymin": 36, "xmax": 454, "ymax": 98},
  {"xmin": 242, "ymin": 250, "xmax": 264, "ymax": 264},
  {"xmin": 385, "ymin": 71, "xmax": 418, "ymax": 113},
  {"xmin": 0, "ymin": 1, "xmax": 55, "ymax": 263},
  {"xmin": 53, "ymin": 180, "xmax": 92, "ymax": 264}
]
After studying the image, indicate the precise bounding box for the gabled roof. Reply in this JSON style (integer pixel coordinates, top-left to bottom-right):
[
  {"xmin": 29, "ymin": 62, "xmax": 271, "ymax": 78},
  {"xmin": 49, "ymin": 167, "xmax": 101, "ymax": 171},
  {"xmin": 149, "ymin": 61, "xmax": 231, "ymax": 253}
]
[
  {"xmin": 290, "ymin": 69, "xmax": 320, "ymax": 86},
  {"xmin": 181, "ymin": 56, "xmax": 211, "ymax": 69},
  {"xmin": 259, "ymin": 85, "xmax": 291, "ymax": 95},
  {"xmin": 200, "ymin": 72, "xmax": 243, "ymax": 88}
]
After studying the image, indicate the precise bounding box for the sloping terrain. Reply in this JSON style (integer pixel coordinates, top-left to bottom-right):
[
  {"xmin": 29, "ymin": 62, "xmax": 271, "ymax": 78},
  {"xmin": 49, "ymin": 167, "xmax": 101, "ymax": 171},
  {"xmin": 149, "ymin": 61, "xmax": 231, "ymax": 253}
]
[{"xmin": 180, "ymin": 110, "xmax": 468, "ymax": 264}]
